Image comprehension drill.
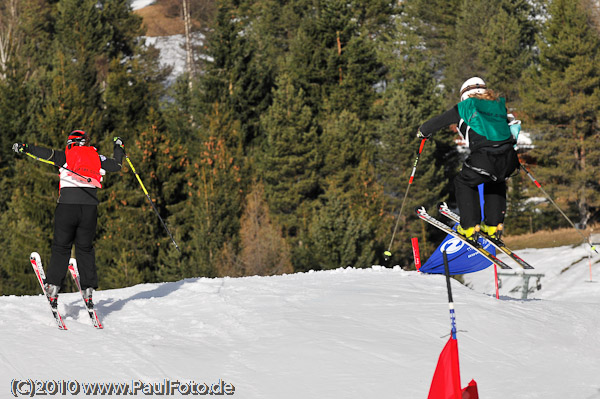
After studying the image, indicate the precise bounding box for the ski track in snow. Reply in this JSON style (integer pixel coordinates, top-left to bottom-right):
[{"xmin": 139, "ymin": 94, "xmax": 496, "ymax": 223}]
[{"xmin": 2, "ymin": 245, "xmax": 600, "ymax": 398}]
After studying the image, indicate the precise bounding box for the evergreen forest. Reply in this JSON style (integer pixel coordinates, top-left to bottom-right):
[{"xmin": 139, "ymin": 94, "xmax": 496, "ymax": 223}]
[{"xmin": 1, "ymin": 0, "xmax": 600, "ymax": 294}]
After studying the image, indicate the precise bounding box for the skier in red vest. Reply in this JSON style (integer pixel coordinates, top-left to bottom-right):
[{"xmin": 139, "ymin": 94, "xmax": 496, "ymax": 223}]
[{"xmin": 13, "ymin": 131, "xmax": 124, "ymax": 308}]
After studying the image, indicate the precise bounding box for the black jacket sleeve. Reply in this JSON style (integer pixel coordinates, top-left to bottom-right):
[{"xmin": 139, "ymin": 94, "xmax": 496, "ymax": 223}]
[
  {"xmin": 419, "ymin": 105, "xmax": 460, "ymax": 137},
  {"xmin": 27, "ymin": 144, "xmax": 66, "ymax": 166},
  {"xmin": 100, "ymin": 144, "xmax": 124, "ymax": 172}
]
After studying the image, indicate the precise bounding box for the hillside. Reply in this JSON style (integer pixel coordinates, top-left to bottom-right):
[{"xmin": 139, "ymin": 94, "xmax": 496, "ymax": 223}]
[
  {"xmin": 134, "ymin": 1, "xmax": 185, "ymax": 36},
  {"xmin": 133, "ymin": 0, "xmax": 208, "ymax": 37}
]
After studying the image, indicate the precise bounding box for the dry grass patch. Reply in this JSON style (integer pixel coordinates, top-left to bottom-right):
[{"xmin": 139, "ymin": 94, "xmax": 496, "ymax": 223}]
[
  {"xmin": 134, "ymin": 0, "xmax": 207, "ymax": 37},
  {"xmin": 503, "ymin": 227, "xmax": 595, "ymax": 250},
  {"xmin": 135, "ymin": 2, "xmax": 185, "ymax": 36}
]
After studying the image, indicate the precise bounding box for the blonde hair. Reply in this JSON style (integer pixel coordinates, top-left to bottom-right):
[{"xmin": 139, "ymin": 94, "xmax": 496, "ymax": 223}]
[{"xmin": 471, "ymin": 89, "xmax": 500, "ymax": 101}]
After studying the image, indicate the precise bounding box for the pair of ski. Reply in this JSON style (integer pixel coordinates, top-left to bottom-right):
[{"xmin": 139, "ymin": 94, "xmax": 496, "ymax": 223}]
[
  {"xmin": 30, "ymin": 252, "xmax": 103, "ymax": 330},
  {"xmin": 416, "ymin": 203, "xmax": 534, "ymax": 270}
]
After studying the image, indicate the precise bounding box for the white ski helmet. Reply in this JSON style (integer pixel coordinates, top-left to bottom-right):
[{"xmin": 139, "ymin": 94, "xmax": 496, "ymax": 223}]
[{"xmin": 460, "ymin": 77, "xmax": 487, "ymax": 101}]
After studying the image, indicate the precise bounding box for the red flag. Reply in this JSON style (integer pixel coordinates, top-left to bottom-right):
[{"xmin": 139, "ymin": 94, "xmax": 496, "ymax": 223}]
[
  {"xmin": 428, "ymin": 337, "xmax": 461, "ymax": 399},
  {"xmin": 461, "ymin": 380, "xmax": 479, "ymax": 399},
  {"xmin": 411, "ymin": 237, "xmax": 422, "ymax": 270}
]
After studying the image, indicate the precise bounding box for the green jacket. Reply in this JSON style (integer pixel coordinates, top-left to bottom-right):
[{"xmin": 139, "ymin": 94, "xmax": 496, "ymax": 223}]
[{"xmin": 457, "ymin": 97, "xmax": 512, "ymax": 142}]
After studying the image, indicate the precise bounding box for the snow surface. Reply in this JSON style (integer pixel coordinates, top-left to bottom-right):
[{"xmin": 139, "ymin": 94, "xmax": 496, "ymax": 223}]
[
  {"xmin": 130, "ymin": 0, "xmax": 155, "ymax": 11},
  {"xmin": 144, "ymin": 35, "xmax": 187, "ymax": 86},
  {"xmin": 143, "ymin": 33, "xmax": 207, "ymax": 87},
  {"xmin": 1, "ymin": 244, "xmax": 600, "ymax": 398}
]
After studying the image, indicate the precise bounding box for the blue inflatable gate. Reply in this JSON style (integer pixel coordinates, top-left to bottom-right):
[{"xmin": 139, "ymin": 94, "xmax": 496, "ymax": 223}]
[{"xmin": 419, "ymin": 185, "xmax": 495, "ymax": 275}]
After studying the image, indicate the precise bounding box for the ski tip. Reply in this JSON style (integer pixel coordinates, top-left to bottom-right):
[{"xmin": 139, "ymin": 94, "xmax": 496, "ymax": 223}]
[
  {"xmin": 91, "ymin": 313, "xmax": 104, "ymax": 329},
  {"xmin": 30, "ymin": 251, "xmax": 40, "ymax": 260}
]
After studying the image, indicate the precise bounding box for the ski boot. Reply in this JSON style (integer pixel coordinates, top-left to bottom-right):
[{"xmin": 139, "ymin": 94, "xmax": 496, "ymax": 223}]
[
  {"xmin": 481, "ymin": 222, "xmax": 503, "ymax": 243},
  {"xmin": 456, "ymin": 224, "xmax": 480, "ymax": 244},
  {"xmin": 84, "ymin": 287, "xmax": 94, "ymax": 310},
  {"xmin": 45, "ymin": 283, "xmax": 60, "ymax": 309}
]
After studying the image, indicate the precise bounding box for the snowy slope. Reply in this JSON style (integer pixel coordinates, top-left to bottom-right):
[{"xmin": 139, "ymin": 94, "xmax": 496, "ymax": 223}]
[
  {"xmin": 131, "ymin": 0, "xmax": 154, "ymax": 11},
  {"xmin": 2, "ymin": 245, "xmax": 600, "ymax": 398},
  {"xmin": 144, "ymin": 33, "xmax": 207, "ymax": 86}
]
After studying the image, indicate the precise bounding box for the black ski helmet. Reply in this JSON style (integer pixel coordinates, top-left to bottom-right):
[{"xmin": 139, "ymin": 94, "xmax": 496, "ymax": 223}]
[{"xmin": 67, "ymin": 130, "xmax": 88, "ymax": 148}]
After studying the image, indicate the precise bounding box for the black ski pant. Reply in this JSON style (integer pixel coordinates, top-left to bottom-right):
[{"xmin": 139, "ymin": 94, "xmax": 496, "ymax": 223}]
[
  {"xmin": 454, "ymin": 144, "xmax": 519, "ymax": 229},
  {"xmin": 47, "ymin": 204, "xmax": 98, "ymax": 290}
]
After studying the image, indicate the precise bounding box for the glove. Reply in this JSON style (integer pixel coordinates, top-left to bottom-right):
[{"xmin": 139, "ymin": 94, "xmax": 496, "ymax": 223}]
[
  {"xmin": 113, "ymin": 137, "xmax": 124, "ymax": 147},
  {"xmin": 12, "ymin": 143, "xmax": 27, "ymax": 153},
  {"xmin": 417, "ymin": 130, "xmax": 431, "ymax": 139}
]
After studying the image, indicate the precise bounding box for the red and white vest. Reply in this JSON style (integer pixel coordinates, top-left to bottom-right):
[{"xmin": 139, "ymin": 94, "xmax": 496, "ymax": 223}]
[{"xmin": 60, "ymin": 146, "xmax": 104, "ymax": 189}]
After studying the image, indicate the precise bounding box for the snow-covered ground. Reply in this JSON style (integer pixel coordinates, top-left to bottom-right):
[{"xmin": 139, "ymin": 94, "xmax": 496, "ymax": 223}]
[
  {"xmin": 143, "ymin": 34, "xmax": 187, "ymax": 86},
  {"xmin": 144, "ymin": 33, "xmax": 207, "ymax": 86},
  {"xmin": 1, "ymin": 244, "xmax": 600, "ymax": 398},
  {"xmin": 131, "ymin": 0, "xmax": 154, "ymax": 11}
]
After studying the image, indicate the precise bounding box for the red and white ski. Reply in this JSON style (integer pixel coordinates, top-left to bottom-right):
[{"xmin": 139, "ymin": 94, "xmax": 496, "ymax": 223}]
[
  {"xmin": 29, "ymin": 252, "xmax": 68, "ymax": 330},
  {"xmin": 68, "ymin": 258, "xmax": 103, "ymax": 329}
]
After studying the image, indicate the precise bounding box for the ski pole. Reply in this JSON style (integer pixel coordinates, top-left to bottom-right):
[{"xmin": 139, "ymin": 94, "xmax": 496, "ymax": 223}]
[
  {"xmin": 520, "ymin": 163, "xmax": 597, "ymax": 253},
  {"xmin": 23, "ymin": 151, "xmax": 93, "ymax": 183},
  {"xmin": 385, "ymin": 138, "xmax": 427, "ymax": 261},
  {"xmin": 442, "ymin": 250, "xmax": 457, "ymax": 339},
  {"xmin": 118, "ymin": 142, "xmax": 181, "ymax": 252}
]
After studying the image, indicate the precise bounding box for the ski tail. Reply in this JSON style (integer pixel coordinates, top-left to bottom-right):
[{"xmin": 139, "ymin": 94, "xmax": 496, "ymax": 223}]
[
  {"xmin": 69, "ymin": 258, "xmax": 103, "ymax": 329},
  {"xmin": 30, "ymin": 252, "xmax": 67, "ymax": 330}
]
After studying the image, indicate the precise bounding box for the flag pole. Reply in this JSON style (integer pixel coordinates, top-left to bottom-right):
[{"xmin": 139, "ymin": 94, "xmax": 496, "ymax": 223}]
[
  {"xmin": 494, "ymin": 264, "xmax": 500, "ymax": 299},
  {"xmin": 427, "ymin": 250, "xmax": 464, "ymax": 399}
]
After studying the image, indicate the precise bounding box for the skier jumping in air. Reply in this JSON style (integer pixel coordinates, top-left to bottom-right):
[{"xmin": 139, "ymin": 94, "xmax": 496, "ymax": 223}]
[
  {"xmin": 13, "ymin": 132, "xmax": 125, "ymax": 308},
  {"xmin": 417, "ymin": 77, "xmax": 519, "ymax": 243}
]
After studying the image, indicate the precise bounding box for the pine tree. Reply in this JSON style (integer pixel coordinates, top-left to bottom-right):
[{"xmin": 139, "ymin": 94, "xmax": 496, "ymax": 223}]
[
  {"xmin": 307, "ymin": 187, "xmax": 377, "ymax": 270},
  {"xmin": 257, "ymin": 73, "xmax": 321, "ymax": 269},
  {"xmin": 403, "ymin": 0, "xmax": 462, "ymax": 88},
  {"xmin": 198, "ymin": 0, "xmax": 275, "ymax": 146},
  {"xmin": 505, "ymin": 172, "xmax": 537, "ymax": 235},
  {"xmin": 0, "ymin": 156, "xmax": 57, "ymax": 295},
  {"xmin": 478, "ymin": 0, "xmax": 537, "ymax": 103},
  {"xmin": 315, "ymin": 107, "xmax": 387, "ymax": 268},
  {"xmin": 0, "ymin": 66, "xmax": 30, "ymax": 216},
  {"xmin": 444, "ymin": 0, "xmax": 536, "ymax": 104},
  {"xmin": 216, "ymin": 181, "xmax": 293, "ymax": 277},
  {"xmin": 374, "ymin": 11, "xmax": 455, "ymax": 267},
  {"xmin": 521, "ymin": 0, "xmax": 600, "ymax": 227},
  {"xmin": 170, "ymin": 103, "xmax": 245, "ymax": 280}
]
